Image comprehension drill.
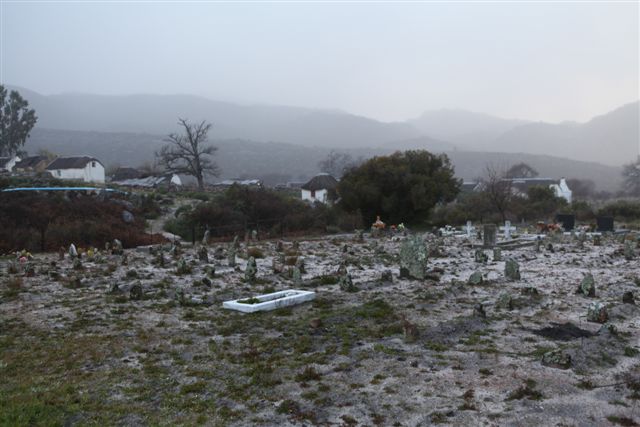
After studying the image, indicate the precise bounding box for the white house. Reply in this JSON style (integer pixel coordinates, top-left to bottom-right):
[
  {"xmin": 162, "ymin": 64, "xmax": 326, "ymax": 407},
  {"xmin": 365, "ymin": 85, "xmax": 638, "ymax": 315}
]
[
  {"xmin": 549, "ymin": 178, "xmax": 572, "ymax": 203},
  {"xmin": 301, "ymin": 173, "xmax": 338, "ymax": 204},
  {"xmin": 506, "ymin": 177, "xmax": 573, "ymax": 203},
  {"xmin": 0, "ymin": 155, "xmax": 21, "ymax": 172},
  {"xmin": 46, "ymin": 156, "xmax": 105, "ymax": 183}
]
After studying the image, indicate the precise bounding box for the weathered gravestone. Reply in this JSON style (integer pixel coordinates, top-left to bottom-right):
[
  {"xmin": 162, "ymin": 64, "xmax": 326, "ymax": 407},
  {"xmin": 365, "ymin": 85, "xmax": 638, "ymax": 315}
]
[
  {"xmin": 245, "ymin": 257, "xmax": 257, "ymax": 283},
  {"xmin": 596, "ymin": 216, "xmax": 614, "ymax": 232},
  {"xmin": 505, "ymin": 258, "xmax": 521, "ymax": 280},
  {"xmin": 399, "ymin": 235, "xmax": 428, "ymax": 280},
  {"xmin": 578, "ymin": 273, "xmax": 595, "ymax": 297},
  {"xmin": 483, "ymin": 224, "xmax": 497, "ymax": 248},
  {"xmin": 555, "ymin": 213, "xmax": 575, "ymax": 231}
]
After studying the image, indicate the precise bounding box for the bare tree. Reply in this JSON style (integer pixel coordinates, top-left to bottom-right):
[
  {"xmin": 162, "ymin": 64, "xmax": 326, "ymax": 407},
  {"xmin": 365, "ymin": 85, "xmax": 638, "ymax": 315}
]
[
  {"xmin": 621, "ymin": 158, "xmax": 640, "ymax": 197},
  {"xmin": 483, "ymin": 164, "xmax": 512, "ymax": 222},
  {"xmin": 157, "ymin": 118, "xmax": 219, "ymax": 190},
  {"xmin": 318, "ymin": 150, "xmax": 357, "ymax": 178}
]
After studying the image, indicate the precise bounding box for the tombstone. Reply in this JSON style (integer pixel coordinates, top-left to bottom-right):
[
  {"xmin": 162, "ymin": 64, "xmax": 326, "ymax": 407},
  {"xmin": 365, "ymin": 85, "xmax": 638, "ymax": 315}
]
[
  {"xmin": 380, "ymin": 270, "xmax": 393, "ymax": 283},
  {"xmin": 579, "ymin": 274, "xmax": 595, "ymax": 297},
  {"xmin": 104, "ymin": 241, "xmax": 111, "ymax": 253},
  {"xmin": 245, "ymin": 257, "xmax": 257, "ymax": 283},
  {"xmin": 72, "ymin": 258, "xmax": 83, "ymax": 271},
  {"xmin": 232, "ymin": 235, "xmax": 240, "ymax": 250},
  {"xmin": 204, "ymin": 265, "xmax": 216, "ymax": 279},
  {"xmin": 198, "ymin": 246, "xmax": 209, "ymax": 263},
  {"xmin": 474, "ymin": 249, "xmax": 488, "ymax": 264},
  {"xmin": 596, "ymin": 216, "xmax": 614, "ymax": 232},
  {"xmin": 130, "ymin": 283, "xmax": 143, "ymax": 300},
  {"xmin": 504, "ymin": 258, "xmax": 521, "ymax": 280},
  {"xmin": 483, "ymin": 224, "xmax": 497, "ymax": 248},
  {"xmin": 587, "ymin": 302, "xmax": 608, "ymax": 323},
  {"xmin": 503, "ymin": 221, "xmax": 514, "ymax": 240},
  {"xmin": 176, "ymin": 258, "xmax": 190, "ymax": 275},
  {"xmin": 496, "ymin": 293, "xmax": 514, "ymax": 310},
  {"xmin": 58, "ymin": 246, "xmax": 66, "ymax": 261},
  {"xmin": 202, "ymin": 228, "xmax": 210, "ymax": 246},
  {"xmin": 493, "ymin": 247, "xmax": 502, "ymax": 261},
  {"xmin": 251, "ymin": 230, "xmax": 258, "ymax": 241},
  {"xmin": 555, "ymin": 214, "xmax": 575, "ymax": 231},
  {"xmin": 122, "ymin": 210, "xmax": 134, "ymax": 224},
  {"xmin": 399, "ymin": 235, "xmax": 428, "ymax": 280},
  {"xmin": 467, "ymin": 271, "xmax": 483, "ymax": 285},
  {"xmin": 112, "ymin": 239, "xmax": 124, "ymax": 255},
  {"xmin": 535, "ymin": 238, "xmax": 543, "ymax": 252},
  {"xmin": 337, "ymin": 262, "xmax": 356, "ymax": 292},
  {"xmin": 276, "ymin": 241, "xmax": 284, "ymax": 252},
  {"xmin": 622, "ymin": 291, "xmax": 635, "ymax": 305},
  {"xmin": 227, "ymin": 248, "xmax": 236, "ymax": 267},
  {"xmin": 354, "ymin": 229, "xmax": 364, "ymax": 243},
  {"xmin": 624, "ymin": 241, "xmax": 635, "ymax": 260},
  {"xmin": 69, "ymin": 244, "xmax": 78, "ymax": 259},
  {"xmin": 272, "ymin": 257, "xmax": 283, "ymax": 274},
  {"xmin": 593, "ymin": 234, "xmax": 602, "ymax": 246},
  {"xmin": 295, "ymin": 256, "xmax": 306, "ymax": 274},
  {"xmin": 473, "ymin": 303, "xmax": 486, "ymax": 318},
  {"xmin": 541, "ymin": 349, "xmax": 571, "ymax": 369},
  {"xmin": 292, "ymin": 241, "xmax": 300, "ymax": 252},
  {"xmin": 465, "ymin": 221, "xmax": 474, "ymax": 238},
  {"xmin": 292, "ymin": 265, "xmax": 302, "ymax": 287}
]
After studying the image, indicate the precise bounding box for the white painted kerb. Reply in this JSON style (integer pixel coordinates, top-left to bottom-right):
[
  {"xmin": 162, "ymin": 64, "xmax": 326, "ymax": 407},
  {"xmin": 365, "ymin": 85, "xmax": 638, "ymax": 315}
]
[{"xmin": 223, "ymin": 289, "xmax": 316, "ymax": 313}]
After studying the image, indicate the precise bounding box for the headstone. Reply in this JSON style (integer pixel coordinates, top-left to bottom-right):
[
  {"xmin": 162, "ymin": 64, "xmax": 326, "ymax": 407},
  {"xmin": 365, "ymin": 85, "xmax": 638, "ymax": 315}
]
[
  {"xmin": 295, "ymin": 256, "xmax": 306, "ymax": 274},
  {"xmin": 213, "ymin": 246, "xmax": 225, "ymax": 260},
  {"xmin": 232, "ymin": 235, "xmax": 240, "ymax": 250},
  {"xmin": 496, "ymin": 293, "xmax": 514, "ymax": 310},
  {"xmin": 112, "ymin": 239, "xmax": 124, "ymax": 255},
  {"xmin": 337, "ymin": 262, "xmax": 356, "ymax": 292},
  {"xmin": 541, "ymin": 349, "xmax": 571, "ymax": 369},
  {"xmin": 399, "ymin": 235, "xmax": 428, "ymax": 280},
  {"xmin": 505, "ymin": 258, "xmax": 521, "ymax": 280},
  {"xmin": 596, "ymin": 216, "xmax": 614, "ymax": 232},
  {"xmin": 198, "ymin": 246, "xmax": 209, "ymax": 263},
  {"xmin": 587, "ymin": 302, "xmax": 608, "ymax": 323},
  {"xmin": 202, "ymin": 229, "xmax": 210, "ymax": 246},
  {"xmin": 474, "ymin": 249, "xmax": 488, "ymax": 264},
  {"xmin": 555, "ymin": 214, "xmax": 575, "ymax": 231},
  {"xmin": 624, "ymin": 241, "xmax": 635, "ymax": 260},
  {"xmin": 493, "ymin": 247, "xmax": 502, "ymax": 261},
  {"xmin": 276, "ymin": 241, "xmax": 284, "ymax": 252},
  {"xmin": 227, "ymin": 248, "xmax": 236, "ymax": 267},
  {"xmin": 58, "ymin": 246, "xmax": 65, "ymax": 261},
  {"xmin": 292, "ymin": 265, "xmax": 302, "ymax": 287},
  {"xmin": 245, "ymin": 256, "xmax": 257, "ymax": 283},
  {"xmin": 578, "ymin": 273, "xmax": 595, "ymax": 297},
  {"xmin": 483, "ymin": 224, "xmax": 497, "ymax": 248},
  {"xmin": 130, "ymin": 283, "xmax": 143, "ymax": 300},
  {"xmin": 69, "ymin": 244, "xmax": 78, "ymax": 259},
  {"xmin": 465, "ymin": 221, "xmax": 473, "ymax": 238},
  {"xmin": 468, "ymin": 271, "xmax": 483, "ymax": 285},
  {"xmin": 504, "ymin": 221, "xmax": 514, "ymax": 240},
  {"xmin": 622, "ymin": 291, "xmax": 635, "ymax": 305},
  {"xmin": 380, "ymin": 270, "xmax": 393, "ymax": 283},
  {"xmin": 593, "ymin": 235, "xmax": 601, "ymax": 246},
  {"xmin": 176, "ymin": 258, "xmax": 190, "ymax": 275}
]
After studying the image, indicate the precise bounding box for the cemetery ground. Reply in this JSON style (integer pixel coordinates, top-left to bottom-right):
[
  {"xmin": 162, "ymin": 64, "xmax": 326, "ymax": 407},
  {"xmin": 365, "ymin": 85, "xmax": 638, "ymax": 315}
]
[{"xmin": 1, "ymin": 230, "xmax": 639, "ymax": 426}]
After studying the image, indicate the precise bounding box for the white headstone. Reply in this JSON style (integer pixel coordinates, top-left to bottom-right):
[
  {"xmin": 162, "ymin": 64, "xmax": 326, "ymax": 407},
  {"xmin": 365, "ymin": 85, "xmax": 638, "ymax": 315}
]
[
  {"xmin": 505, "ymin": 221, "xmax": 512, "ymax": 239},
  {"xmin": 466, "ymin": 221, "xmax": 473, "ymax": 238}
]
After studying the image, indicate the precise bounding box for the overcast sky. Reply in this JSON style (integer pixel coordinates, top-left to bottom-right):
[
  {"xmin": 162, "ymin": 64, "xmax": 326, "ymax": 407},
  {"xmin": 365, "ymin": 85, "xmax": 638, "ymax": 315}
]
[{"xmin": 1, "ymin": 2, "xmax": 638, "ymax": 123}]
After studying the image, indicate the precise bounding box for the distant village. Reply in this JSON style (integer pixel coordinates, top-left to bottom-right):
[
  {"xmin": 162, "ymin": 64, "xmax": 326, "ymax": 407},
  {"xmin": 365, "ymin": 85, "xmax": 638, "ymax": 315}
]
[{"xmin": 0, "ymin": 152, "xmax": 574, "ymax": 205}]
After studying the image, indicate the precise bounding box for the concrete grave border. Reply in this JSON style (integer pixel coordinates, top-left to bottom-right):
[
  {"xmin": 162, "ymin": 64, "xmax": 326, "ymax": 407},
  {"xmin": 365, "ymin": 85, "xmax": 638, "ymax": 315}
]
[{"xmin": 223, "ymin": 289, "xmax": 316, "ymax": 313}]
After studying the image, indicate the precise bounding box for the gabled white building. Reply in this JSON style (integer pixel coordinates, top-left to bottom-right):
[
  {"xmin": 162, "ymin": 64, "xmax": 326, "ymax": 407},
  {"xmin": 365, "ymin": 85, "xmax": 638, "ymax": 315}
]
[
  {"xmin": 46, "ymin": 156, "xmax": 105, "ymax": 183},
  {"xmin": 301, "ymin": 173, "xmax": 338, "ymax": 204},
  {"xmin": 0, "ymin": 155, "xmax": 21, "ymax": 172}
]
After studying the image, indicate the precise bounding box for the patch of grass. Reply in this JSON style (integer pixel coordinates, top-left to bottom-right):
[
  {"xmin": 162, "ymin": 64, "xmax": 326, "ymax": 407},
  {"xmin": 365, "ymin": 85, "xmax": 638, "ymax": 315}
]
[
  {"xmin": 479, "ymin": 368, "xmax": 493, "ymax": 376},
  {"xmin": 246, "ymin": 247, "xmax": 264, "ymax": 258},
  {"xmin": 606, "ymin": 416, "xmax": 639, "ymax": 426},
  {"xmin": 237, "ymin": 297, "xmax": 261, "ymax": 305},
  {"xmin": 506, "ymin": 378, "xmax": 544, "ymax": 401},
  {"xmin": 355, "ymin": 299, "xmax": 395, "ymax": 321},
  {"xmin": 180, "ymin": 381, "xmax": 207, "ymax": 394},
  {"xmin": 624, "ymin": 347, "xmax": 639, "ymax": 357},
  {"xmin": 425, "ymin": 341, "xmax": 448, "ymax": 352},
  {"xmin": 295, "ymin": 366, "xmax": 321, "ymax": 382}
]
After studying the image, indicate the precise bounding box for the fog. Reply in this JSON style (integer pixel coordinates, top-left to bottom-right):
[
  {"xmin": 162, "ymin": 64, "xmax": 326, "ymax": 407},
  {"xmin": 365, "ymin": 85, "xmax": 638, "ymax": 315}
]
[{"xmin": 1, "ymin": 2, "xmax": 638, "ymax": 123}]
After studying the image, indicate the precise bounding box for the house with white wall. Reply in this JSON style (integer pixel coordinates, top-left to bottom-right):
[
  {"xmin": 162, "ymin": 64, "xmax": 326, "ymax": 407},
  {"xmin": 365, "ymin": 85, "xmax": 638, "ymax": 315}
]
[
  {"xmin": 301, "ymin": 173, "xmax": 338, "ymax": 204},
  {"xmin": 0, "ymin": 155, "xmax": 21, "ymax": 172},
  {"xmin": 506, "ymin": 177, "xmax": 573, "ymax": 203},
  {"xmin": 46, "ymin": 156, "xmax": 105, "ymax": 183}
]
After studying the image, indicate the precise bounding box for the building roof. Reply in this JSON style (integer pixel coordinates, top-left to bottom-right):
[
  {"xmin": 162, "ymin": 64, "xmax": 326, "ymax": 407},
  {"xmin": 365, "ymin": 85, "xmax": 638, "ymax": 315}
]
[
  {"xmin": 13, "ymin": 156, "xmax": 48, "ymax": 169},
  {"xmin": 301, "ymin": 173, "xmax": 338, "ymax": 191},
  {"xmin": 504, "ymin": 178, "xmax": 559, "ymax": 190},
  {"xmin": 46, "ymin": 156, "xmax": 103, "ymax": 170}
]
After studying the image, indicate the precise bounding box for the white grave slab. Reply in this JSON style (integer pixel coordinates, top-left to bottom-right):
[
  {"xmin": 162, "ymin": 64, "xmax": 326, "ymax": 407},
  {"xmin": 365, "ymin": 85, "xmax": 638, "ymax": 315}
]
[{"xmin": 223, "ymin": 289, "xmax": 316, "ymax": 313}]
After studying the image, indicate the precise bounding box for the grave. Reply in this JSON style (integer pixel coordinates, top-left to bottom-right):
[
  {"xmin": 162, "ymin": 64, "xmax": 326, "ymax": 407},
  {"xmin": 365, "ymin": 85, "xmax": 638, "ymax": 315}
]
[
  {"xmin": 499, "ymin": 221, "xmax": 516, "ymax": 240},
  {"xmin": 483, "ymin": 224, "xmax": 497, "ymax": 248},
  {"xmin": 596, "ymin": 216, "xmax": 614, "ymax": 232},
  {"xmin": 222, "ymin": 289, "xmax": 316, "ymax": 313},
  {"xmin": 556, "ymin": 214, "xmax": 575, "ymax": 231}
]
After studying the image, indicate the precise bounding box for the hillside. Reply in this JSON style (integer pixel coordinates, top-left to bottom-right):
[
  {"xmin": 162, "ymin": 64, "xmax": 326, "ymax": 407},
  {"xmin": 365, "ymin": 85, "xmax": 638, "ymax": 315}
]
[
  {"xmin": 9, "ymin": 86, "xmax": 420, "ymax": 148},
  {"xmin": 24, "ymin": 128, "xmax": 623, "ymax": 191}
]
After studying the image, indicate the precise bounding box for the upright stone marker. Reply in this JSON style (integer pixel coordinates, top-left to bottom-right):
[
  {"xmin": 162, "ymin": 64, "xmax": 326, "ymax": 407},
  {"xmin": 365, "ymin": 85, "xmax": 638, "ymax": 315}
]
[
  {"xmin": 466, "ymin": 221, "xmax": 473, "ymax": 238},
  {"xmin": 504, "ymin": 221, "xmax": 513, "ymax": 240},
  {"xmin": 399, "ymin": 235, "xmax": 428, "ymax": 280},
  {"xmin": 483, "ymin": 224, "xmax": 497, "ymax": 248}
]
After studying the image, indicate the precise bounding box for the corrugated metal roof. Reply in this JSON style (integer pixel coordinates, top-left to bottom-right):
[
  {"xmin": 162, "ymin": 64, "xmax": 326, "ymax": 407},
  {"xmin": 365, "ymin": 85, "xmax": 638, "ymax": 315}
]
[{"xmin": 46, "ymin": 156, "xmax": 102, "ymax": 170}]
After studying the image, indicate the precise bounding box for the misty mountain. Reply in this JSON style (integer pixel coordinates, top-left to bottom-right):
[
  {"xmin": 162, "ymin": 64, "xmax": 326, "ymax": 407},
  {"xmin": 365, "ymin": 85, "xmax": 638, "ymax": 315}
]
[
  {"xmin": 10, "ymin": 86, "xmax": 421, "ymax": 148},
  {"xmin": 409, "ymin": 109, "xmax": 530, "ymax": 146},
  {"xmin": 492, "ymin": 102, "xmax": 639, "ymax": 166},
  {"xmin": 24, "ymin": 128, "xmax": 622, "ymax": 191}
]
